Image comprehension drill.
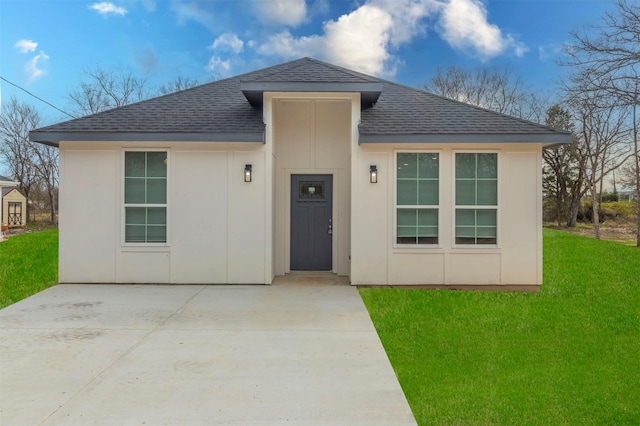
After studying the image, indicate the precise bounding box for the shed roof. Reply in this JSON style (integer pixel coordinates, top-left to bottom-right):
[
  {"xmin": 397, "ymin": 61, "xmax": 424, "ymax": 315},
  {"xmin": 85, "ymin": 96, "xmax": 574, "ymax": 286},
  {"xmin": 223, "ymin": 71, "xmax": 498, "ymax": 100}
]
[
  {"xmin": 30, "ymin": 57, "xmax": 571, "ymax": 146},
  {"xmin": 2, "ymin": 186, "xmax": 24, "ymax": 197}
]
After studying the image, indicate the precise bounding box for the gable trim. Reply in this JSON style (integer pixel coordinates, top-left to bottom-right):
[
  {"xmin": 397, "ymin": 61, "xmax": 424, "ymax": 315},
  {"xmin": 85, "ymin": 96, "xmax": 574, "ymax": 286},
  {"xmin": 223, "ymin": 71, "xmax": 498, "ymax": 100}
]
[
  {"xmin": 29, "ymin": 131, "xmax": 266, "ymax": 147},
  {"xmin": 241, "ymin": 81, "xmax": 382, "ymax": 107},
  {"xmin": 359, "ymin": 132, "xmax": 572, "ymax": 145}
]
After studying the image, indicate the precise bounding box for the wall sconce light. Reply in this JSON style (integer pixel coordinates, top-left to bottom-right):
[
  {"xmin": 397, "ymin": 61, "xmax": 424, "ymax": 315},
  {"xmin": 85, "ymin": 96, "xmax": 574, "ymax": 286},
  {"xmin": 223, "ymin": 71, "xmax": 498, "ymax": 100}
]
[
  {"xmin": 244, "ymin": 164, "xmax": 252, "ymax": 182},
  {"xmin": 370, "ymin": 165, "xmax": 378, "ymax": 183}
]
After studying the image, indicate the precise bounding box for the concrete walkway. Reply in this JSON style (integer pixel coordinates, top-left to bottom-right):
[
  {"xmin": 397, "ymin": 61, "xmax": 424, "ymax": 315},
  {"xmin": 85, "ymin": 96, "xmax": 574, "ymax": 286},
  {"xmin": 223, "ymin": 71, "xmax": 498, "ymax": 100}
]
[{"xmin": 0, "ymin": 283, "xmax": 416, "ymax": 425}]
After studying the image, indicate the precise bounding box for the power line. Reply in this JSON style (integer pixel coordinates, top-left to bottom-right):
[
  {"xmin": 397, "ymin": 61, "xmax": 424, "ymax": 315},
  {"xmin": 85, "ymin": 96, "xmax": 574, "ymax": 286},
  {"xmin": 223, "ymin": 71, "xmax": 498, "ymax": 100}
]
[{"xmin": 0, "ymin": 76, "xmax": 76, "ymax": 119}]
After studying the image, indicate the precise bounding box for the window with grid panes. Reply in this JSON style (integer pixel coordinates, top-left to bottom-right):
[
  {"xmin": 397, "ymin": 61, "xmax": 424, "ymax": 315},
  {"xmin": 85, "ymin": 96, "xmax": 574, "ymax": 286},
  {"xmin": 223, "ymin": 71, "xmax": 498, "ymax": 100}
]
[
  {"xmin": 396, "ymin": 152, "xmax": 439, "ymax": 245},
  {"xmin": 455, "ymin": 153, "xmax": 497, "ymax": 245},
  {"xmin": 124, "ymin": 151, "xmax": 167, "ymax": 243}
]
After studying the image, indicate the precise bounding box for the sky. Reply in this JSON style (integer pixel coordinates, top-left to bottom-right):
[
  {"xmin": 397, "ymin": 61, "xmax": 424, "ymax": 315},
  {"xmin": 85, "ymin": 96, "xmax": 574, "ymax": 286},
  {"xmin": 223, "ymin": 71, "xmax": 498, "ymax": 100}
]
[{"xmin": 0, "ymin": 0, "xmax": 618, "ymax": 128}]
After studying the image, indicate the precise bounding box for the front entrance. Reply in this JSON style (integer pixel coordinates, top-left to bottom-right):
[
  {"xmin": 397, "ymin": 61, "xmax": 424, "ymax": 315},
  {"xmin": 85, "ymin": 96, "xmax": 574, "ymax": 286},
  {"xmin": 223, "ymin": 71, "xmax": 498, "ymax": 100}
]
[{"xmin": 290, "ymin": 175, "xmax": 333, "ymax": 271}]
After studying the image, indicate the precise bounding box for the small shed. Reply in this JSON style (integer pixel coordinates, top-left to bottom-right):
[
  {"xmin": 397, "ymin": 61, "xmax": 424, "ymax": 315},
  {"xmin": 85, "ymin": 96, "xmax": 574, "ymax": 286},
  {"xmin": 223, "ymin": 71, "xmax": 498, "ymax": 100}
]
[{"xmin": 0, "ymin": 175, "xmax": 27, "ymax": 227}]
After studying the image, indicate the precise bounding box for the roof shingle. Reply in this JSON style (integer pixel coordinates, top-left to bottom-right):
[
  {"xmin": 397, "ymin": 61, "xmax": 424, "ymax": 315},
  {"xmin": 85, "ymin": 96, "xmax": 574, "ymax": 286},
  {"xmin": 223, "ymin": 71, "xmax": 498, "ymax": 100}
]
[{"xmin": 30, "ymin": 57, "xmax": 571, "ymax": 146}]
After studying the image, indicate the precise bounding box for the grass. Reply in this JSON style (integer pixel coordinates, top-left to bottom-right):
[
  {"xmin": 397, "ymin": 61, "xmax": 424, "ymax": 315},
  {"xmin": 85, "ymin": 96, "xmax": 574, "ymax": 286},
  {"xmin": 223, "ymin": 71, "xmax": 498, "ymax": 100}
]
[
  {"xmin": 361, "ymin": 228, "xmax": 640, "ymax": 425},
  {"xmin": 0, "ymin": 229, "xmax": 58, "ymax": 309}
]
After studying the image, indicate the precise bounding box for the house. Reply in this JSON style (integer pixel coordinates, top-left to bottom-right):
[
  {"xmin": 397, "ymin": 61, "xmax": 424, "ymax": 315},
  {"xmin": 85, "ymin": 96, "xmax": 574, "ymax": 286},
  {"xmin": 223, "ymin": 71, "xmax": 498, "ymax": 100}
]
[
  {"xmin": 0, "ymin": 175, "xmax": 26, "ymax": 228},
  {"xmin": 30, "ymin": 58, "xmax": 571, "ymax": 289}
]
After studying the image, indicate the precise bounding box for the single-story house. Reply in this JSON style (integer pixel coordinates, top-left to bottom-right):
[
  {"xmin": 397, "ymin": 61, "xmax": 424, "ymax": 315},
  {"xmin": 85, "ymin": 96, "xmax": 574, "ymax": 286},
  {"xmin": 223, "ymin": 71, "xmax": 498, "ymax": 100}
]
[
  {"xmin": 30, "ymin": 58, "xmax": 571, "ymax": 289},
  {"xmin": 0, "ymin": 175, "xmax": 26, "ymax": 227}
]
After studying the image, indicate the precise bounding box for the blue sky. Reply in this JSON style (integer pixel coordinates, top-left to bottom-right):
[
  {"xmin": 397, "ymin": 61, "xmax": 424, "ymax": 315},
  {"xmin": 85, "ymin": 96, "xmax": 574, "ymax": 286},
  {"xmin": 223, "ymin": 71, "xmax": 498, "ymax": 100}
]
[{"xmin": 1, "ymin": 0, "xmax": 615, "ymax": 126}]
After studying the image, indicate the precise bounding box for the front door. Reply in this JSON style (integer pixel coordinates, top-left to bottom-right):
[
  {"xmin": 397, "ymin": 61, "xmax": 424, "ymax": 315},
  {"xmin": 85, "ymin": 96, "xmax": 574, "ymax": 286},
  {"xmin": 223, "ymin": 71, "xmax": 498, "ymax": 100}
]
[{"xmin": 290, "ymin": 175, "xmax": 332, "ymax": 271}]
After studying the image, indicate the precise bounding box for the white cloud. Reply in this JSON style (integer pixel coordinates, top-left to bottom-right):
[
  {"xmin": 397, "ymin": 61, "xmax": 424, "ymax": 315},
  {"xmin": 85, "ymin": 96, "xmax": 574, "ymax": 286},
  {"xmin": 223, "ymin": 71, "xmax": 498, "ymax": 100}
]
[
  {"xmin": 255, "ymin": 0, "xmax": 307, "ymax": 26},
  {"xmin": 253, "ymin": 0, "xmax": 527, "ymax": 76},
  {"xmin": 14, "ymin": 39, "xmax": 38, "ymax": 53},
  {"xmin": 437, "ymin": 0, "xmax": 526, "ymax": 60},
  {"xmin": 369, "ymin": 0, "xmax": 439, "ymax": 46},
  {"xmin": 324, "ymin": 5, "xmax": 394, "ymax": 76},
  {"xmin": 25, "ymin": 51, "xmax": 49, "ymax": 81},
  {"xmin": 210, "ymin": 33, "xmax": 244, "ymax": 54},
  {"xmin": 171, "ymin": 0, "xmax": 216, "ymax": 31},
  {"xmin": 538, "ymin": 43, "xmax": 563, "ymax": 62},
  {"xmin": 90, "ymin": 2, "xmax": 128, "ymax": 16},
  {"xmin": 258, "ymin": 31, "xmax": 323, "ymax": 60},
  {"xmin": 258, "ymin": 5, "xmax": 396, "ymax": 77},
  {"xmin": 206, "ymin": 56, "xmax": 231, "ymax": 73}
]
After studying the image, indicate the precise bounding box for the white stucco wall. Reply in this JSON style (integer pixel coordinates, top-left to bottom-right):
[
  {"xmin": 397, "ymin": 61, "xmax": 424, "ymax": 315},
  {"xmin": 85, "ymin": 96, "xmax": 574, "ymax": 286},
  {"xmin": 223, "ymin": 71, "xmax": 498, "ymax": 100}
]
[
  {"xmin": 58, "ymin": 105, "xmax": 544, "ymax": 287},
  {"xmin": 351, "ymin": 143, "xmax": 543, "ymax": 287},
  {"xmin": 58, "ymin": 142, "xmax": 268, "ymax": 284}
]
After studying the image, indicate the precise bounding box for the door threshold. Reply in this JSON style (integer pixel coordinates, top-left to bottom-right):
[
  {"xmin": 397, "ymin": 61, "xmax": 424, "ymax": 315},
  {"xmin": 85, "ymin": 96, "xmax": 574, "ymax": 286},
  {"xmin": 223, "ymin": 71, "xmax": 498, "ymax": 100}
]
[{"xmin": 272, "ymin": 272, "xmax": 349, "ymax": 286}]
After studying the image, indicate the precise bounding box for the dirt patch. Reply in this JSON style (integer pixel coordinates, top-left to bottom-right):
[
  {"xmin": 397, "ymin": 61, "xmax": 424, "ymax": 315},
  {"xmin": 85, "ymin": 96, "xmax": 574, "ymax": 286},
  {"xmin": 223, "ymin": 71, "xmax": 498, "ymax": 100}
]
[
  {"xmin": 546, "ymin": 222, "xmax": 638, "ymax": 245},
  {"xmin": 4, "ymin": 223, "xmax": 56, "ymax": 237}
]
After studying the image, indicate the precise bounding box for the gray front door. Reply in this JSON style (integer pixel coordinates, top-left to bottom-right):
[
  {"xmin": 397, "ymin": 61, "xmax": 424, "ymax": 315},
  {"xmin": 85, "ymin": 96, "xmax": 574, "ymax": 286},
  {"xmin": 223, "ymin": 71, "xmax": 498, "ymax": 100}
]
[{"xmin": 291, "ymin": 175, "xmax": 332, "ymax": 271}]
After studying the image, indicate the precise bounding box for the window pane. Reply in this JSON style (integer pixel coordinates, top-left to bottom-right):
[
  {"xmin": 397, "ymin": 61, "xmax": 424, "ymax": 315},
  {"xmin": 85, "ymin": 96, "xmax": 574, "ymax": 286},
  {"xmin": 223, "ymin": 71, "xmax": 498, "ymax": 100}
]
[
  {"xmin": 477, "ymin": 210, "xmax": 497, "ymax": 226},
  {"xmin": 147, "ymin": 152, "xmax": 167, "ymax": 177},
  {"xmin": 456, "ymin": 226, "xmax": 476, "ymax": 238},
  {"xmin": 418, "ymin": 226, "xmax": 438, "ymax": 237},
  {"xmin": 477, "ymin": 237, "xmax": 497, "ymax": 245},
  {"xmin": 456, "ymin": 153, "xmax": 476, "ymax": 178},
  {"xmin": 397, "ymin": 209, "xmax": 417, "ymax": 226},
  {"xmin": 477, "ymin": 153, "xmax": 497, "ymax": 178},
  {"xmin": 125, "ymin": 152, "xmax": 145, "ymax": 177},
  {"xmin": 477, "ymin": 180, "xmax": 497, "ymax": 205},
  {"xmin": 456, "ymin": 236, "xmax": 476, "ymax": 245},
  {"xmin": 126, "ymin": 207, "xmax": 146, "ymax": 225},
  {"xmin": 418, "ymin": 180, "xmax": 438, "ymax": 205},
  {"xmin": 397, "ymin": 236, "xmax": 417, "ymax": 244},
  {"xmin": 477, "ymin": 226, "xmax": 497, "ymax": 238},
  {"xmin": 456, "ymin": 180, "xmax": 476, "ymax": 205},
  {"xmin": 456, "ymin": 209, "xmax": 475, "ymax": 226},
  {"xmin": 418, "ymin": 209, "xmax": 438, "ymax": 227},
  {"xmin": 456, "ymin": 208, "xmax": 497, "ymax": 245},
  {"xmin": 397, "ymin": 153, "xmax": 417, "ymax": 179},
  {"xmin": 397, "ymin": 226, "xmax": 417, "ymax": 237},
  {"xmin": 147, "ymin": 225, "xmax": 167, "ymax": 243},
  {"xmin": 147, "ymin": 207, "xmax": 166, "ymax": 225},
  {"xmin": 147, "ymin": 179, "xmax": 167, "ymax": 204},
  {"xmin": 418, "ymin": 153, "xmax": 438, "ymax": 179},
  {"xmin": 125, "ymin": 225, "xmax": 146, "ymax": 243},
  {"xmin": 125, "ymin": 178, "xmax": 145, "ymax": 204},
  {"xmin": 397, "ymin": 180, "xmax": 417, "ymax": 205}
]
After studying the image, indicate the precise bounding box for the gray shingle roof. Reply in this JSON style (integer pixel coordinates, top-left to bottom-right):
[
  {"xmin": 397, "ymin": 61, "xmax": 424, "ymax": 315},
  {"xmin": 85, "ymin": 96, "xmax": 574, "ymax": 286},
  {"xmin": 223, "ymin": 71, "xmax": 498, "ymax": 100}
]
[{"xmin": 30, "ymin": 57, "xmax": 571, "ymax": 146}]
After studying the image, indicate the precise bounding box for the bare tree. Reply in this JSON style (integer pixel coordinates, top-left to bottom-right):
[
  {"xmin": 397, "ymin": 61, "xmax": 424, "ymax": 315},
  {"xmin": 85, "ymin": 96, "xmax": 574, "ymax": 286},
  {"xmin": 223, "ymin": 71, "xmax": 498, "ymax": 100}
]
[
  {"xmin": 30, "ymin": 142, "xmax": 59, "ymax": 225},
  {"xmin": 158, "ymin": 76, "xmax": 200, "ymax": 96},
  {"xmin": 69, "ymin": 66, "xmax": 149, "ymax": 116},
  {"xmin": 543, "ymin": 104, "xmax": 576, "ymax": 226},
  {"xmin": 0, "ymin": 97, "xmax": 59, "ymax": 224},
  {"xmin": 0, "ymin": 97, "xmax": 41, "ymax": 208},
  {"xmin": 563, "ymin": 0, "xmax": 640, "ymax": 245},
  {"xmin": 424, "ymin": 66, "xmax": 548, "ymax": 121},
  {"xmin": 575, "ymin": 92, "xmax": 632, "ymax": 239}
]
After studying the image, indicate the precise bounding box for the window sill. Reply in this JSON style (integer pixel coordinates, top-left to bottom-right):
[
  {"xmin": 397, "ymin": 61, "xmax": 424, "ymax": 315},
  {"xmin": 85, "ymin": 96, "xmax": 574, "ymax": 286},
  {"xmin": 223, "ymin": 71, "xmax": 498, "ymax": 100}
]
[{"xmin": 120, "ymin": 244, "xmax": 170, "ymax": 252}]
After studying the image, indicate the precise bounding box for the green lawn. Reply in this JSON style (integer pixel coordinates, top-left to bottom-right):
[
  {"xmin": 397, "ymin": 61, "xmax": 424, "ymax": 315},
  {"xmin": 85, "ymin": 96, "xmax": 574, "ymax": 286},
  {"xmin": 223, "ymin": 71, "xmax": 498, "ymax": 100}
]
[
  {"xmin": 360, "ymin": 228, "xmax": 640, "ymax": 425},
  {"xmin": 0, "ymin": 229, "xmax": 58, "ymax": 309}
]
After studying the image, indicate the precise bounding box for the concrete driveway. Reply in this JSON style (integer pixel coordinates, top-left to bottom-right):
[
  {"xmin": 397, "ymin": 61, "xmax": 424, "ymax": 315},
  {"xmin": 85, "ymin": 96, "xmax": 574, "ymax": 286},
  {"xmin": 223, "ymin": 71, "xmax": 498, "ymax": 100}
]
[{"xmin": 0, "ymin": 282, "xmax": 416, "ymax": 425}]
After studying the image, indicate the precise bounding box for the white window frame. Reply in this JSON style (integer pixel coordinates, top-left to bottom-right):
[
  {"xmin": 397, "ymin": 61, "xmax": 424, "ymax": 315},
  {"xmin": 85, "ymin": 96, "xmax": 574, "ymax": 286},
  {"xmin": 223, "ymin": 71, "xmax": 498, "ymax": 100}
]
[
  {"xmin": 122, "ymin": 148, "xmax": 170, "ymax": 247},
  {"xmin": 394, "ymin": 150, "xmax": 441, "ymax": 248},
  {"xmin": 452, "ymin": 150, "xmax": 499, "ymax": 248}
]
